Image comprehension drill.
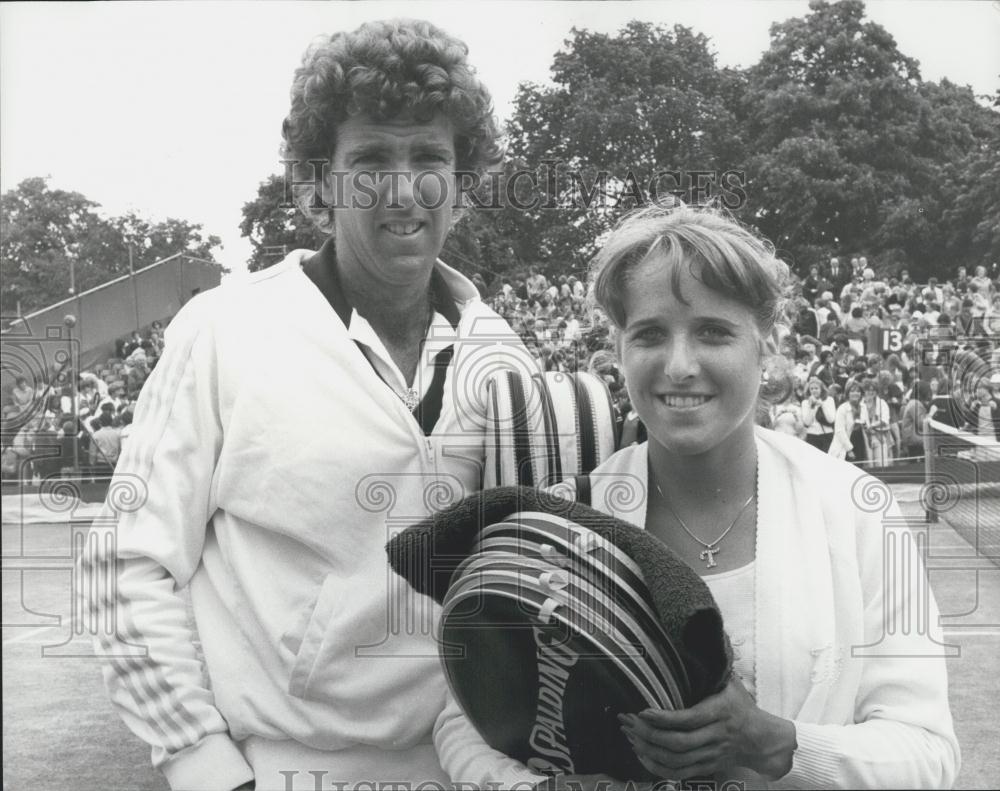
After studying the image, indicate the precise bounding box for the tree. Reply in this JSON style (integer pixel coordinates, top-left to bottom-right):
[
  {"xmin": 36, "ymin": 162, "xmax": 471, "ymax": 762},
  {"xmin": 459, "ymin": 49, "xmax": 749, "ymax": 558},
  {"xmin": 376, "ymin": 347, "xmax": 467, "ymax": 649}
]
[
  {"xmin": 936, "ymin": 88, "xmax": 1000, "ymax": 275},
  {"xmin": 740, "ymin": 0, "xmax": 999, "ymax": 278},
  {"xmin": 239, "ymin": 174, "xmax": 326, "ymax": 272},
  {"xmin": 1, "ymin": 177, "xmax": 224, "ymax": 317},
  {"xmin": 440, "ymin": 199, "xmax": 523, "ymax": 288},
  {"xmin": 1, "ymin": 178, "xmax": 127, "ymax": 315},
  {"xmin": 238, "ymin": 6, "xmax": 998, "ymax": 283},
  {"xmin": 112, "ymin": 213, "xmax": 223, "ymax": 271},
  {"xmin": 504, "ymin": 21, "xmax": 747, "ymax": 275}
]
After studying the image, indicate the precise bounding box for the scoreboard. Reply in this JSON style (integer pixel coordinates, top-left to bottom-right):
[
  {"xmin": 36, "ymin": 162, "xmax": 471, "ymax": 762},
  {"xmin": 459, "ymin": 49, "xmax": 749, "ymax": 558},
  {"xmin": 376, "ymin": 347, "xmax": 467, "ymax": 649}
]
[{"xmin": 867, "ymin": 326, "xmax": 905, "ymax": 354}]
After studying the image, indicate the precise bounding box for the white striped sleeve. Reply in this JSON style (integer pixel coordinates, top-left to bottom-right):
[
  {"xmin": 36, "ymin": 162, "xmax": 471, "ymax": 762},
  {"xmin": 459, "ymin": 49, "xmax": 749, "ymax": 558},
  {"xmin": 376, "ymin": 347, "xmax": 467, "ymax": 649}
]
[{"xmin": 79, "ymin": 297, "xmax": 254, "ymax": 790}]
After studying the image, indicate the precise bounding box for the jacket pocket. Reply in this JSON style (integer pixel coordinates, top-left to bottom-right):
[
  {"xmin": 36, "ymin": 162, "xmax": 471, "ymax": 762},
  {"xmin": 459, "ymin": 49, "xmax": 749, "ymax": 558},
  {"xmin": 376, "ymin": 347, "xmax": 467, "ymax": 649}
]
[{"xmin": 282, "ymin": 574, "xmax": 344, "ymax": 699}]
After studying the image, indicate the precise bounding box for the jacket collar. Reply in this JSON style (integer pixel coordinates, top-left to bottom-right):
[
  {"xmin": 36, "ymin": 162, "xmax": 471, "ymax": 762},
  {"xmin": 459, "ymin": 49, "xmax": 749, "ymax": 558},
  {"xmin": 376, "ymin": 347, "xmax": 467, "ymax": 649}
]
[{"xmin": 302, "ymin": 236, "xmax": 462, "ymax": 330}]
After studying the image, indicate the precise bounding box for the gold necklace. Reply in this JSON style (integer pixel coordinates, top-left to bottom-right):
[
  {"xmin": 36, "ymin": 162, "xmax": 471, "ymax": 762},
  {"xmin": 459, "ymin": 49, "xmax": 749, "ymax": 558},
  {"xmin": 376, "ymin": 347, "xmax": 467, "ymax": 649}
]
[{"xmin": 653, "ymin": 480, "xmax": 755, "ymax": 569}]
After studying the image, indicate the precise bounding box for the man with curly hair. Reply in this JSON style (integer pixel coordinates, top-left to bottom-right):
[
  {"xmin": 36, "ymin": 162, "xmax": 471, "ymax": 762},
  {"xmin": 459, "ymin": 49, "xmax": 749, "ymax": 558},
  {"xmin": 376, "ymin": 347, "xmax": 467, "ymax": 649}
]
[{"xmin": 84, "ymin": 19, "xmax": 544, "ymax": 791}]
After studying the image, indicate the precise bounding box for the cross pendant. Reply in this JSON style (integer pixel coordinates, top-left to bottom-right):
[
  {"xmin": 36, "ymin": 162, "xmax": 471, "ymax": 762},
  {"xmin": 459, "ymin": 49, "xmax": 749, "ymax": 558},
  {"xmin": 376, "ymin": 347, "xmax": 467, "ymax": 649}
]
[{"xmin": 700, "ymin": 547, "xmax": 719, "ymax": 568}]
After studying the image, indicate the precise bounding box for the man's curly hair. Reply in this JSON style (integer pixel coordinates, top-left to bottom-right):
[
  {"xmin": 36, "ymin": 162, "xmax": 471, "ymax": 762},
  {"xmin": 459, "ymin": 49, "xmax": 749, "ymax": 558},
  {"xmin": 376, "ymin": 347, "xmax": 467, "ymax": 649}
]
[{"xmin": 282, "ymin": 19, "xmax": 503, "ymax": 174}]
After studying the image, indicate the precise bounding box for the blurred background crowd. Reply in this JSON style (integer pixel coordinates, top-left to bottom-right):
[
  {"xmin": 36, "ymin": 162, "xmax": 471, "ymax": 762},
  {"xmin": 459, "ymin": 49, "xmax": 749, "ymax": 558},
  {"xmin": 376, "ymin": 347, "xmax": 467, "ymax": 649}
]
[
  {"xmin": 4, "ymin": 255, "xmax": 998, "ymax": 483},
  {"xmin": 2, "ymin": 323, "xmax": 165, "ymax": 481},
  {"xmin": 482, "ymin": 257, "xmax": 1000, "ymax": 468}
]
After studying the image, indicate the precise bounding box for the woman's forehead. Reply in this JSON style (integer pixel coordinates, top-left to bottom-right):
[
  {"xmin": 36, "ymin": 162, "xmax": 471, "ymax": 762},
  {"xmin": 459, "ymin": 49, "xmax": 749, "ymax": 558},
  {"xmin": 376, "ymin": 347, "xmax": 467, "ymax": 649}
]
[{"xmin": 623, "ymin": 253, "xmax": 754, "ymax": 320}]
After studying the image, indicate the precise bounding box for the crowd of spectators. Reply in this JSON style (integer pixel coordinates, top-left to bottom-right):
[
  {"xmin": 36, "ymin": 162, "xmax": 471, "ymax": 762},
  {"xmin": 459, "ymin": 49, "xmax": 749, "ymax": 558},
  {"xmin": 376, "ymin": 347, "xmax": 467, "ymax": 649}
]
[
  {"xmin": 484, "ymin": 265, "xmax": 606, "ymax": 375},
  {"xmin": 486, "ymin": 257, "xmax": 1000, "ymax": 469},
  {"xmin": 1, "ymin": 321, "xmax": 167, "ymax": 482},
  {"xmin": 5, "ymin": 256, "xmax": 999, "ymax": 484}
]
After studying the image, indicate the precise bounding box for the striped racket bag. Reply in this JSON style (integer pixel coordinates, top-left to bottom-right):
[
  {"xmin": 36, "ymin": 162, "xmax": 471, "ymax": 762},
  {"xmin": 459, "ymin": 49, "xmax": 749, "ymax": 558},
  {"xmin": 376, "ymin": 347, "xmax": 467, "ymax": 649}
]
[{"xmin": 483, "ymin": 370, "xmax": 619, "ymax": 490}]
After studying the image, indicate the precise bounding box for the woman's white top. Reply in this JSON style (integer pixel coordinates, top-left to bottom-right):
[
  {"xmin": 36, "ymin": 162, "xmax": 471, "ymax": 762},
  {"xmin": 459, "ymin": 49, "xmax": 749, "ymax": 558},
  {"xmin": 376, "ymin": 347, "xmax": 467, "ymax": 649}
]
[
  {"xmin": 704, "ymin": 560, "xmax": 757, "ymax": 698},
  {"xmin": 705, "ymin": 560, "xmax": 764, "ymax": 788}
]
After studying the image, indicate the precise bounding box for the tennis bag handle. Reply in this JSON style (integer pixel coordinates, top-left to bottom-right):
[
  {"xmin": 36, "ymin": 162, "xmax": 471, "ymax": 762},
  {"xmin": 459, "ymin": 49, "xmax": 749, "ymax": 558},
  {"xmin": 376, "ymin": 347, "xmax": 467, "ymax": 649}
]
[{"xmin": 483, "ymin": 370, "xmax": 619, "ymax": 490}]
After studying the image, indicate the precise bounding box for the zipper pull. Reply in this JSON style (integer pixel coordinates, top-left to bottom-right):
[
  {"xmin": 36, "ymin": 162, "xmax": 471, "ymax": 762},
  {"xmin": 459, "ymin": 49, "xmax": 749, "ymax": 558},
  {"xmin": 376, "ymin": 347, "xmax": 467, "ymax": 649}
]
[{"xmin": 404, "ymin": 388, "xmax": 420, "ymax": 412}]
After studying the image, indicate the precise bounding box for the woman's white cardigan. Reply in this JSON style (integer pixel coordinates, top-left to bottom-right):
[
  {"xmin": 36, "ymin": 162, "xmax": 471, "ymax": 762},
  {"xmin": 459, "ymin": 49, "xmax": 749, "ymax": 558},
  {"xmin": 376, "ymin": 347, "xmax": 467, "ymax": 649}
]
[
  {"xmin": 860, "ymin": 397, "xmax": 892, "ymax": 432},
  {"xmin": 829, "ymin": 401, "xmax": 858, "ymax": 460},
  {"xmin": 579, "ymin": 427, "xmax": 959, "ymax": 789}
]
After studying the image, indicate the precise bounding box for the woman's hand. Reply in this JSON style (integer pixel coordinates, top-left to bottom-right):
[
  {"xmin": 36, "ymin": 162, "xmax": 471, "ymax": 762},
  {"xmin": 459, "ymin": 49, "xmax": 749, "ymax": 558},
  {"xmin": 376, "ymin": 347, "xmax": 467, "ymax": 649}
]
[{"xmin": 618, "ymin": 677, "xmax": 797, "ymax": 781}]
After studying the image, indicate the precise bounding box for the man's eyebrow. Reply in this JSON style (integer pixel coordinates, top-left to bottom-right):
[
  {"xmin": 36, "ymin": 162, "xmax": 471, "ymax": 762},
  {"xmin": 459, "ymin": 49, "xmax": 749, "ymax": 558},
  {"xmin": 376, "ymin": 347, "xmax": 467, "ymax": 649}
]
[
  {"xmin": 415, "ymin": 141, "xmax": 454, "ymax": 154},
  {"xmin": 342, "ymin": 142, "xmax": 389, "ymax": 160}
]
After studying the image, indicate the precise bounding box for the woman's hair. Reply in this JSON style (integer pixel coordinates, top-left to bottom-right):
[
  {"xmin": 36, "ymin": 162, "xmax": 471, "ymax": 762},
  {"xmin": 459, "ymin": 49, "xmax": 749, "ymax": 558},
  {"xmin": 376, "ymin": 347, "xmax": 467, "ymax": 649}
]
[
  {"xmin": 282, "ymin": 19, "xmax": 502, "ymax": 227},
  {"xmin": 589, "ymin": 204, "xmax": 791, "ymax": 335},
  {"xmin": 805, "ymin": 377, "xmax": 828, "ymax": 398}
]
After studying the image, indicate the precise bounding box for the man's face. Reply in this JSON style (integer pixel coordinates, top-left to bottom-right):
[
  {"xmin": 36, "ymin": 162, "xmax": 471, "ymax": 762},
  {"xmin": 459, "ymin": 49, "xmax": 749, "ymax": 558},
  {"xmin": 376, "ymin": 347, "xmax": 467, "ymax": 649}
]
[
  {"xmin": 802, "ymin": 342, "xmax": 816, "ymax": 358},
  {"xmin": 330, "ymin": 113, "xmax": 457, "ymax": 288}
]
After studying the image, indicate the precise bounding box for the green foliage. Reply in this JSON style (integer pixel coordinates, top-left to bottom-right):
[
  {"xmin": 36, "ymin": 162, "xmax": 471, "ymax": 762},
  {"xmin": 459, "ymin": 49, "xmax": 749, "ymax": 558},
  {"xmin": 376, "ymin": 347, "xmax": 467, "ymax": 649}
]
[
  {"xmin": 741, "ymin": 0, "xmax": 999, "ymax": 278},
  {"xmin": 504, "ymin": 21, "xmax": 747, "ymax": 276},
  {"xmin": 240, "ymin": 1, "xmax": 998, "ymax": 283},
  {"xmin": 1, "ymin": 177, "xmax": 223, "ymax": 317},
  {"xmin": 441, "ymin": 201, "xmax": 523, "ymax": 285},
  {"xmin": 239, "ymin": 174, "xmax": 326, "ymax": 272},
  {"xmin": 112, "ymin": 213, "xmax": 222, "ymax": 270},
  {"xmin": 936, "ymin": 88, "xmax": 1000, "ymax": 273}
]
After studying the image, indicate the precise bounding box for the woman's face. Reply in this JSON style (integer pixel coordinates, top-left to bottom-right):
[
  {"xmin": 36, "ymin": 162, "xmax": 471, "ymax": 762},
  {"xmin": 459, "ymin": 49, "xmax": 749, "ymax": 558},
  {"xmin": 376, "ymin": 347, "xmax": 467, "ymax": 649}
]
[
  {"xmin": 809, "ymin": 382, "xmax": 822, "ymax": 398},
  {"xmin": 930, "ymin": 378, "xmax": 940, "ymax": 395},
  {"xmin": 848, "ymin": 387, "xmax": 862, "ymax": 405},
  {"xmin": 618, "ymin": 255, "xmax": 766, "ymax": 458}
]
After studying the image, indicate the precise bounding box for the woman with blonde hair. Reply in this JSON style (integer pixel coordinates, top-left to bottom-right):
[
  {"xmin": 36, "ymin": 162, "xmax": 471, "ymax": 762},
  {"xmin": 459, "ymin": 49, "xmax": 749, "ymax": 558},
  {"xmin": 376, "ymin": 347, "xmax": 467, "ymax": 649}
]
[
  {"xmin": 861, "ymin": 378, "xmax": 893, "ymax": 466},
  {"xmin": 800, "ymin": 376, "xmax": 836, "ymax": 453},
  {"xmin": 561, "ymin": 203, "xmax": 958, "ymax": 787}
]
